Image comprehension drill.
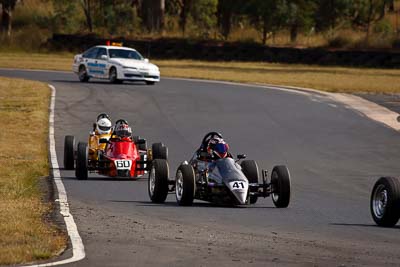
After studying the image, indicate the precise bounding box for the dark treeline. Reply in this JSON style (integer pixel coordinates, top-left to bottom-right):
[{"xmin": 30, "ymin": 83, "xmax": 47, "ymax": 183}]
[{"xmin": 0, "ymin": 0, "xmax": 398, "ymax": 46}]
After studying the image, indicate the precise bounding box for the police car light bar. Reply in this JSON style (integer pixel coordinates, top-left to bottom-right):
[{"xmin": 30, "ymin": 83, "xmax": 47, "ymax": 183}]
[{"xmin": 106, "ymin": 41, "xmax": 123, "ymax": 46}]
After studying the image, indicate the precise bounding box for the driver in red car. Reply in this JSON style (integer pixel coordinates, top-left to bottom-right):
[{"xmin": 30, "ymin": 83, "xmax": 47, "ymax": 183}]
[{"xmin": 112, "ymin": 119, "xmax": 133, "ymax": 140}]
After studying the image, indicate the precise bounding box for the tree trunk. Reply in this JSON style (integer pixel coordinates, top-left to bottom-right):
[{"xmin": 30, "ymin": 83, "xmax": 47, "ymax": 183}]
[
  {"xmin": 262, "ymin": 17, "xmax": 268, "ymax": 45},
  {"xmin": 1, "ymin": 0, "xmax": 16, "ymax": 37},
  {"xmin": 217, "ymin": 0, "xmax": 232, "ymax": 40},
  {"xmin": 290, "ymin": 24, "xmax": 298, "ymax": 43},
  {"xmin": 179, "ymin": 0, "xmax": 190, "ymax": 36},
  {"xmin": 81, "ymin": 0, "xmax": 93, "ymax": 32},
  {"xmin": 141, "ymin": 0, "xmax": 165, "ymax": 33}
]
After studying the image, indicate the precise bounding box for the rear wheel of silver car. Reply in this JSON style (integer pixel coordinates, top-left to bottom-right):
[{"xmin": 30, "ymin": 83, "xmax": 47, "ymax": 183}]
[
  {"xmin": 241, "ymin": 160, "xmax": 259, "ymax": 204},
  {"xmin": 271, "ymin": 165, "xmax": 291, "ymax": 208},
  {"xmin": 145, "ymin": 81, "xmax": 155, "ymax": 85},
  {"xmin": 148, "ymin": 159, "xmax": 169, "ymax": 203},
  {"xmin": 64, "ymin": 135, "xmax": 75, "ymax": 170},
  {"xmin": 176, "ymin": 164, "xmax": 195, "ymax": 206},
  {"xmin": 109, "ymin": 67, "xmax": 122, "ymax": 84},
  {"xmin": 370, "ymin": 177, "xmax": 400, "ymax": 227},
  {"xmin": 75, "ymin": 142, "xmax": 88, "ymax": 180},
  {"xmin": 78, "ymin": 65, "xmax": 89, "ymax": 82}
]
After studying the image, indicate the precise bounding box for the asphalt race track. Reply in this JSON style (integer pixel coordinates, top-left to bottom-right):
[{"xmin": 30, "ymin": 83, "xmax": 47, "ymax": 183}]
[{"xmin": 2, "ymin": 69, "xmax": 400, "ymax": 266}]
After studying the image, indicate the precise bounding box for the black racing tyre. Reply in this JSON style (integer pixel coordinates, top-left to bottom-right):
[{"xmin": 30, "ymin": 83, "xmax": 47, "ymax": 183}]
[
  {"xmin": 152, "ymin": 142, "xmax": 168, "ymax": 160},
  {"xmin": 370, "ymin": 177, "xmax": 400, "ymax": 227},
  {"xmin": 176, "ymin": 164, "xmax": 195, "ymax": 206},
  {"xmin": 78, "ymin": 65, "xmax": 89, "ymax": 82},
  {"xmin": 133, "ymin": 136, "xmax": 147, "ymax": 151},
  {"xmin": 148, "ymin": 159, "xmax": 169, "ymax": 203},
  {"xmin": 145, "ymin": 81, "xmax": 155, "ymax": 85},
  {"xmin": 241, "ymin": 160, "xmax": 259, "ymax": 204},
  {"xmin": 133, "ymin": 135, "xmax": 140, "ymax": 143},
  {"xmin": 271, "ymin": 165, "xmax": 291, "ymax": 208},
  {"xmin": 64, "ymin": 135, "xmax": 75, "ymax": 170},
  {"xmin": 75, "ymin": 142, "xmax": 88, "ymax": 180},
  {"xmin": 109, "ymin": 67, "xmax": 122, "ymax": 84}
]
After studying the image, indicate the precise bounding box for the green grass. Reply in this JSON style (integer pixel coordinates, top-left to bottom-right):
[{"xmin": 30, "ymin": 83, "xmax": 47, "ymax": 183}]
[{"xmin": 0, "ymin": 77, "xmax": 66, "ymax": 265}]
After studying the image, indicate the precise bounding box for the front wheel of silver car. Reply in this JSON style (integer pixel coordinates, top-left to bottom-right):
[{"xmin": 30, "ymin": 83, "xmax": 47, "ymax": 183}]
[{"xmin": 175, "ymin": 164, "xmax": 195, "ymax": 206}]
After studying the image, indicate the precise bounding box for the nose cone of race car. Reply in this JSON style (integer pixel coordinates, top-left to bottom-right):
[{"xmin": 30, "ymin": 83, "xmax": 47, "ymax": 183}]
[
  {"xmin": 226, "ymin": 180, "xmax": 249, "ymax": 205},
  {"xmin": 232, "ymin": 190, "xmax": 248, "ymax": 205}
]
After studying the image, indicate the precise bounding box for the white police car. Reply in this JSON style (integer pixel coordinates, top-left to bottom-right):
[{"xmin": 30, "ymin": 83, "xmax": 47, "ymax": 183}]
[{"xmin": 72, "ymin": 43, "xmax": 160, "ymax": 85}]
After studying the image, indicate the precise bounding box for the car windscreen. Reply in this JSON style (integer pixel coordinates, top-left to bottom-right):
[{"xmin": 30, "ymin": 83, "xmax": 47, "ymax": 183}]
[
  {"xmin": 215, "ymin": 158, "xmax": 247, "ymax": 182},
  {"xmin": 108, "ymin": 49, "xmax": 143, "ymax": 60}
]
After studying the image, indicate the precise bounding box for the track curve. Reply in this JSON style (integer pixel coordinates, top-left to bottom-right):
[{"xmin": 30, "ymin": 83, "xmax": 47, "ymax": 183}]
[{"xmin": 2, "ymin": 69, "xmax": 400, "ymax": 266}]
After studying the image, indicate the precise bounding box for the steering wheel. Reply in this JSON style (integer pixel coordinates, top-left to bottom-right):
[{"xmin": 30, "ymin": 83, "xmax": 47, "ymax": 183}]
[{"xmin": 201, "ymin": 132, "xmax": 223, "ymax": 148}]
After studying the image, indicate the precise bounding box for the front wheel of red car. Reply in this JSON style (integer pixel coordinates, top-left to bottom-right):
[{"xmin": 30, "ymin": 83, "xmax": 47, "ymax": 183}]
[
  {"xmin": 75, "ymin": 142, "xmax": 88, "ymax": 180},
  {"xmin": 148, "ymin": 159, "xmax": 169, "ymax": 203}
]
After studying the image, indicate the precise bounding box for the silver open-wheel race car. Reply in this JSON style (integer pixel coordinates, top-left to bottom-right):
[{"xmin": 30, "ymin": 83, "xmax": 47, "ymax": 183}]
[{"xmin": 147, "ymin": 132, "xmax": 291, "ymax": 207}]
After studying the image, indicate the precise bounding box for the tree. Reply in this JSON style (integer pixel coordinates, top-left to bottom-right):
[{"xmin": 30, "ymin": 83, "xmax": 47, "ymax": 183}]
[
  {"xmin": 246, "ymin": 0, "xmax": 287, "ymax": 44},
  {"xmin": 140, "ymin": 0, "xmax": 165, "ymax": 33},
  {"xmin": 190, "ymin": 0, "xmax": 217, "ymax": 38},
  {"xmin": 0, "ymin": 0, "xmax": 18, "ymax": 37},
  {"xmin": 285, "ymin": 0, "xmax": 316, "ymax": 43},
  {"xmin": 216, "ymin": 0, "xmax": 237, "ymax": 40},
  {"xmin": 169, "ymin": 0, "xmax": 191, "ymax": 36},
  {"xmin": 80, "ymin": 0, "xmax": 93, "ymax": 32},
  {"xmin": 315, "ymin": 0, "xmax": 352, "ymax": 32},
  {"xmin": 351, "ymin": 0, "xmax": 387, "ymax": 41}
]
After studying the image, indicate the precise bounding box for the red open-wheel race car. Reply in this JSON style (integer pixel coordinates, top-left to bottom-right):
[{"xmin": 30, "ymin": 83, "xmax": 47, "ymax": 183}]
[{"xmin": 64, "ymin": 119, "xmax": 167, "ymax": 180}]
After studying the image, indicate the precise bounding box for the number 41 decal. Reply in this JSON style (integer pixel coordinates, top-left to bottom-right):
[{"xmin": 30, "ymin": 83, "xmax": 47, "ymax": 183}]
[{"xmin": 232, "ymin": 182, "xmax": 245, "ymax": 189}]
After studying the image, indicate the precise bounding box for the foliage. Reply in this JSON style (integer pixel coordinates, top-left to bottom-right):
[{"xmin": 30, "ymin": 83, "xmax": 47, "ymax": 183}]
[{"xmin": 0, "ymin": 0, "xmax": 398, "ymax": 48}]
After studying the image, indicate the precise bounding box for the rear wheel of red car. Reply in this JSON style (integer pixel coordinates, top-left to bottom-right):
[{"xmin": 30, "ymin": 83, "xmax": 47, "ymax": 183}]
[
  {"xmin": 371, "ymin": 177, "xmax": 400, "ymax": 227},
  {"xmin": 133, "ymin": 135, "xmax": 147, "ymax": 151},
  {"xmin": 148, "ymin": 159, "xmax": 169, "ymax": 203},
  {"xmin": 241, "ymin": 160, "xmax": 259, "ymax": 204},
  {"xmin": 64, "ymin": 135, "xmax": 75, "ymax": 170},
  {"xmin": 75, "ymin": 142, "xmax": 88, "ymax": 180},
  {"xmin": 78, "ymin": 65, "xmax": 89, "ymax": 82},
  {"xmin": 176, "ymin": 164, "xmax": 195, "ymax": 206},
  {"xmin": 152, "ymin": 142, "xmax": 168, "ymax": 160},
  {"xmin": 109, "ymin": 67, "xmax": 122, "ymax": 84}
]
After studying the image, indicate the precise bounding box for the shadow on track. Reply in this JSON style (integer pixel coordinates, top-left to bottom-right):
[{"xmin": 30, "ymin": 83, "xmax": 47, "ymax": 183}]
[
  {"xmin": 51, "ymin": 79, "xmax": 151, "ymax": 86},
  {"xmin": 109, "ymin": 200, "xmax": 275, "ymax": 209},
  {"xmin": 330, "ymin": 223, "xmax": 400, "ymax": 229},
  {"xmin": 61, "ymin": 176, "xmax": 148, "ymax": 181}
]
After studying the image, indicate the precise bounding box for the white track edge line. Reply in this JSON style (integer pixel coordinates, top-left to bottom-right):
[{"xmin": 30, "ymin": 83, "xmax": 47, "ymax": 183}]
[{"xmin": 22, "ymin": 85, "xmax": 85, "ymax": 267}]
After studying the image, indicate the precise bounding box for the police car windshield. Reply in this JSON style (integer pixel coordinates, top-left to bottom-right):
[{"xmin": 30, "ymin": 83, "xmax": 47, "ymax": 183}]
[{"xmin": 108, "ymin": 49, "xmax": 143, "ymax": 60}]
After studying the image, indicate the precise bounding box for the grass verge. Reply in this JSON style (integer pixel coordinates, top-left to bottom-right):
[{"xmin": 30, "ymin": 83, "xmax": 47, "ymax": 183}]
[
  {"xmin": 0, "ymin": 77, "xmax": 65, "ymax": 265},
  {"xmin": 0, "ymin": 52, "xmax": 399, "ymax": 93}
]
